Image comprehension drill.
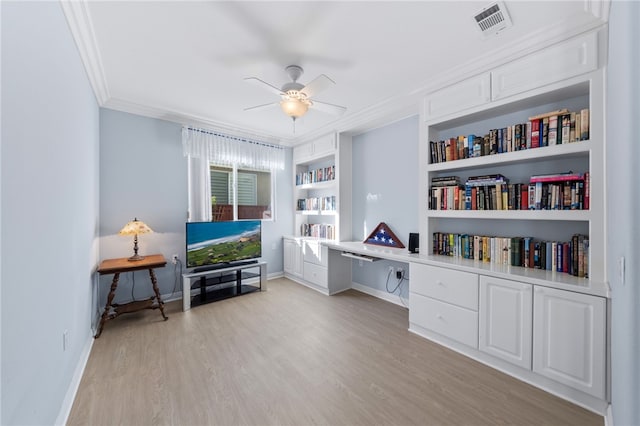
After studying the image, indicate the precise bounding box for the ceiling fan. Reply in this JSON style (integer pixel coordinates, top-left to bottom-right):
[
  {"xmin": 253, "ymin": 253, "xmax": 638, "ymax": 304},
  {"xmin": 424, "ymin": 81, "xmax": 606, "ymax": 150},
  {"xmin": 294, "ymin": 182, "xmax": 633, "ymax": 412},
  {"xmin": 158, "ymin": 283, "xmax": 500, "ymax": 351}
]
[{"xmin": 244, "ymin": 65, "xmax": 347, "ymax": 123}]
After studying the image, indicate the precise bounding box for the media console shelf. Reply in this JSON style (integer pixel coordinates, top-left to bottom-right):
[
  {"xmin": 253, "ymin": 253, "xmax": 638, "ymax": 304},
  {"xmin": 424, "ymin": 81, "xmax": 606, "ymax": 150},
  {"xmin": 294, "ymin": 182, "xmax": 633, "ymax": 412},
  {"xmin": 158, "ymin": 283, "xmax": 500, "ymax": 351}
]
[{"xmin": 182, "ymin": 261, "xmax": 267, "ymax": 311}]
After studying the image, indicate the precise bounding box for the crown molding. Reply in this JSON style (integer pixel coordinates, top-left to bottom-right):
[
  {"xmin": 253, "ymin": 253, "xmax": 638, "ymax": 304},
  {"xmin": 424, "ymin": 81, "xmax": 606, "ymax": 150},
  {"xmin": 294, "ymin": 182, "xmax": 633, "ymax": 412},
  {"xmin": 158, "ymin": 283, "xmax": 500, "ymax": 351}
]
[
  {"xmin": 102, "ymin": 98, "xmax": 285, "ymax": 146},
  {"xmin": 72, "ymin": 0, "xmax": 609, "ymax": 148},
  {"xmin": 584, "ymin": 0, "xmax": 611, "ymax": 21},
  {"xmin": 60, "ymin": 0, "xmax": 109, "ymax": 105},
  {"xmin": 293, "ymin": 15, "xmax": 609, "ymax": 145}
]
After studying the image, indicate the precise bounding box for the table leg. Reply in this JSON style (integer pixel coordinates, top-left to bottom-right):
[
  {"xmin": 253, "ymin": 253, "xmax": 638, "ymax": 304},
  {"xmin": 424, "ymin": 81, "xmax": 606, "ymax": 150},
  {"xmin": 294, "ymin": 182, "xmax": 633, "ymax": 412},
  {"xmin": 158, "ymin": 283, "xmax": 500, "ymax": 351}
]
[
  {"xmin": 95, "ymin": 272, "xmax": 120, "ymax": 338},
  {"xmin": 148, "ymin": 268, "xmax": 168, "ymax": 320}
]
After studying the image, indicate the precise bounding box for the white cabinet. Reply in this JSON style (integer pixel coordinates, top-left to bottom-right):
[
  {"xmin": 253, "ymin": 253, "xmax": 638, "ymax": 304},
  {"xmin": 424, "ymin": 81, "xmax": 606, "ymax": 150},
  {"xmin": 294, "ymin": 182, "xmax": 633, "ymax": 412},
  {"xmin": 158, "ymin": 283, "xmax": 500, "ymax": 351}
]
[
  {"xmin": 293, "ymin": 133, "xmax": 336, "ymax": 163},
  {"xmin": 533, "ymin": 286, "xmax": 606, "ymax": 399},
  {"xmin": 491, "ymin": 32, "xmax": 598, "ymax": 101},
  {"xmin": 413, "ymin": 28, "xmax": 608, "ymax": 413},
  {"xmin": 293, "ymin": 133, "xmax": 351, "ymax": 242},
  {"xmin": 411, "ymin": 264, "xmax": 478, "ymax": 310},
  {"xmin": 409, "ymin": 263, "xmax": 479, "ymax": 348},
  {"xmin": 283, "ymin": 237, "xmax": 302, "ymax": 278},
  {"xmin": 479, "ymin": 276, "xmax": 532, "ymax": 370},
  {"xmin": 425, "ymin": 73, "xmax": 491, "ymax": 121},
  {"xmin": 302, "ymin": 240, "xmax": 328, "ymax": 289}
]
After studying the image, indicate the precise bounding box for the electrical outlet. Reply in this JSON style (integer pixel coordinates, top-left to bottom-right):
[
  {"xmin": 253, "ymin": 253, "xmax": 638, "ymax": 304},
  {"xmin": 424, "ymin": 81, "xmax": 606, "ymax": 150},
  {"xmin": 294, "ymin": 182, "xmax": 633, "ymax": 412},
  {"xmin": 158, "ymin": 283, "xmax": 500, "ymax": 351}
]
[
  {"xmin": 63, "ymin": 330, "xmax": 69, "ymax": 351},
  {"xmin": 172, "ymin": 254, "xmax": 179, "ymax": 265},
  {"xmin": 396, "ymin": 268, "xmax": 403, "ymax": 279}
]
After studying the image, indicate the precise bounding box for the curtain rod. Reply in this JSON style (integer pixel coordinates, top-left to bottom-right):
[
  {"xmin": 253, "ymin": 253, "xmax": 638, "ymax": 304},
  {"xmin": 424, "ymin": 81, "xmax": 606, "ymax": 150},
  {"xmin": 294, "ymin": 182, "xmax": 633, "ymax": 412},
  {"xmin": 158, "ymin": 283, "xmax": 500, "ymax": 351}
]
[{"xmin": 186, "ymin": 126, "xmax": 284, "ymax": 150}]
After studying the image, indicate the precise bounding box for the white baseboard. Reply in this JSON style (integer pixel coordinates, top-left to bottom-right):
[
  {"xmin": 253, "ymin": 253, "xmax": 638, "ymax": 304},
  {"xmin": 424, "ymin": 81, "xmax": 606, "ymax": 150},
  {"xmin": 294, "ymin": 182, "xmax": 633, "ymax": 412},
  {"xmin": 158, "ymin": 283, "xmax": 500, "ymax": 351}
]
[
  {"xmin": 55, "ymin": 334, "xmax": 94, "ymax": 425},
  {"xmin": 605, "ymin": 404, "xmax": 613, "ymax": 426},
  {"xmin": 351, "ymin": 281, "xmax": 408, "ymax": 309}
]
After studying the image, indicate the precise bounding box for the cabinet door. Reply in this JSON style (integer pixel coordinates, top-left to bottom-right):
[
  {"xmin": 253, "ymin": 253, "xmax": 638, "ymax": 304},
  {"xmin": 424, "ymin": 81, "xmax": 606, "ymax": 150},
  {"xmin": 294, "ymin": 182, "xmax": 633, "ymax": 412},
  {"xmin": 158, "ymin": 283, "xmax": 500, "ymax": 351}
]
[
  {"xmin": 425, "ymin": 73, "xmax": 491, "ymax": 121},
  {"xmin": 479, "ymin": 276, "xmax": 532, "ymax": 370},
  {"xmin": 410, "ymin": 263, "xmax": 478, "ymax": 311},
  {"xmin": 283, "ymin": 239, "xmax": 294, "ymax": 273},
  {"xmin": 283, "ymin": 239, "xmax": 303, "ymax": 278},
  {"xmin": 293, "ymin": 142, "xmax": 314, "ymax": 163},
  {"xmin": 303, "ymin": 240, "xmax": 327, "ymax": 267},
  {"xmin": 410, "ymin": 293, "xmax": 478, "ymax": 348},
  {"xmin": 491, "ymin": 32, "xmax": 597, "ymax": 101},
  {"xmin": 533, "ymin": 286, "xmax": 606, "ymax": 399},
  {"xmin": 311, "ymin": 133, "xmax": 336, "ymax": 159}
]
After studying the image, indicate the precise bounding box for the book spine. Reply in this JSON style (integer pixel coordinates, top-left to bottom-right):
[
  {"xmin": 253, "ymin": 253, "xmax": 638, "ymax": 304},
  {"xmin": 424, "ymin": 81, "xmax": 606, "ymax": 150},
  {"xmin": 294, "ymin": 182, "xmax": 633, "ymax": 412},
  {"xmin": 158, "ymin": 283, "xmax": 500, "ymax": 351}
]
[
  {"xmin": 529, "ymin": 174, "xmax": 583, "ymax": 183},
  {"xmin": 580, "ymin": 108, "xmax": 590, "ymax": 140},
  {"xmin": 541, "ymin": 117, "xmax": 549, "ymax": 147},
  {"xmin": 548, "ymin": 115, "xmax": 558, "ymax": 146},
  {"xmin": 570, "ymin": 112, "xmax": 577, "ymax": 142},
  {"xmin": 530, "ymin": 119, "xmax": 540, "ymax": 148},
  {"xmin": 584, "ymin": 171, "xmax": 590, "ymax": 209},
  {"xmin": 560, "ymin": 113, "xmax": 571, "ymax": 144}
]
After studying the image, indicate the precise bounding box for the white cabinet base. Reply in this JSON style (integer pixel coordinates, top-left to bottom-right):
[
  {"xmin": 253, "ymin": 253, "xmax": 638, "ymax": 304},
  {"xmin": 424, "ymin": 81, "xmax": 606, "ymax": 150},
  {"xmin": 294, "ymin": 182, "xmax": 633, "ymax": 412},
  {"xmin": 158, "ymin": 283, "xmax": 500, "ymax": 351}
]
[{"xmin": 408, "ymin": 322, "xmax": 608, "ymax": 416}]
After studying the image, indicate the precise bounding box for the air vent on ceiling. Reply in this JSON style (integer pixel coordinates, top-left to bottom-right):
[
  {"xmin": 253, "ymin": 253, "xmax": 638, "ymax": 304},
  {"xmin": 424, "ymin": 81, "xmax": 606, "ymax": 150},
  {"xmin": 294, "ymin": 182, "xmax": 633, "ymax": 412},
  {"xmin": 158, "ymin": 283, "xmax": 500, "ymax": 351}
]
[{"xmin": 473, "ymin": 1, "xmax": 512, "ymax": 39}]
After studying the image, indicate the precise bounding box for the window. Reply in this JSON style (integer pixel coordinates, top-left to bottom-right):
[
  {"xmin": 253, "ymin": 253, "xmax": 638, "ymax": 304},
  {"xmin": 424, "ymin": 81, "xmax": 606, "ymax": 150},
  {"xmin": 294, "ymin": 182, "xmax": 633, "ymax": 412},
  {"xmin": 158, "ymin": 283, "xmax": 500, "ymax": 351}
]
[
  {"xmin": 210, "ymin": 165, "xmax": 272, "ymax": 221},
  {"xmin": 182, "ymin": 126, "xmax": 284, "ymax": 223}
]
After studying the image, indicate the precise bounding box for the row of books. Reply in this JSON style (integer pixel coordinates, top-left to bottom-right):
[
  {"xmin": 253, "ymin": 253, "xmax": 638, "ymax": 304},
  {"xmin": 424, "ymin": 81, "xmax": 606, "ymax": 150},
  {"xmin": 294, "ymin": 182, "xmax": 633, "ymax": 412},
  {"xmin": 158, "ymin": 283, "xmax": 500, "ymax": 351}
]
[
  {"xmin": 429, "ymin": 108, "xmax": 590, "ymax": 164},
  {"xmin": 295, "ymin": 165, "xmax": 335, "ymax": 186},
  {"xmin": 300, "ymin": 223, "xmax": 335, "ymax": 239},
  {"xmin": 296, "ymin": 196, "xmax": 336, "ymax": 212},
  {"xmin": 429, "ymin": 172, "xmax": 589, "ymax": 211},
  {"xmin": 432, "ymin": 232, "xmax": 589, "ymax": 277}
]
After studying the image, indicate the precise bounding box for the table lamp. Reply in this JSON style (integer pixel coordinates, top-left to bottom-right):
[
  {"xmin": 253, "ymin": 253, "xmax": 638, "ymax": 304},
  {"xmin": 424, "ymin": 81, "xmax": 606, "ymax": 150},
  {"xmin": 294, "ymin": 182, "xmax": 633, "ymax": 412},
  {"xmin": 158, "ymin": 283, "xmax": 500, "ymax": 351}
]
[{"xmin": 119, "ymin": 218, "xmax": 153, "ymax": 261}]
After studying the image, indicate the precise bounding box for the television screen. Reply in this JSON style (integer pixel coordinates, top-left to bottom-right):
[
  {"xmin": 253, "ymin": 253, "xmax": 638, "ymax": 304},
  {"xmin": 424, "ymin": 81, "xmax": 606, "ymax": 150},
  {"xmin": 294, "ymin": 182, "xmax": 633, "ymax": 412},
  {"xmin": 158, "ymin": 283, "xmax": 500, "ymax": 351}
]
[{"xmin": 186, "ymin": 220, "xmax": 262, "ymax": 270}]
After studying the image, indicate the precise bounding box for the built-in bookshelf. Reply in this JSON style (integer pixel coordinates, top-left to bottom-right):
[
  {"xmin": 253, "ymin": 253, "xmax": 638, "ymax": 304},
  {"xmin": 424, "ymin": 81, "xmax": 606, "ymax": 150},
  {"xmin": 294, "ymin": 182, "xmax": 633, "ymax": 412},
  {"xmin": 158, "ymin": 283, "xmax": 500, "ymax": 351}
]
[
  {"xmin": 420, "ymin": 72, "xmax": 605, "ymax": 288},
  {"xmin": 292, "ymin": 133, "xmax": 352, "ymax": 242},
  {"xmin": 413, "ymin": 30, "xmax": 608, "ymax": 412},
  {"xmin": 285, "ymin": 133, "xmax": 352, "ymax": 292}
]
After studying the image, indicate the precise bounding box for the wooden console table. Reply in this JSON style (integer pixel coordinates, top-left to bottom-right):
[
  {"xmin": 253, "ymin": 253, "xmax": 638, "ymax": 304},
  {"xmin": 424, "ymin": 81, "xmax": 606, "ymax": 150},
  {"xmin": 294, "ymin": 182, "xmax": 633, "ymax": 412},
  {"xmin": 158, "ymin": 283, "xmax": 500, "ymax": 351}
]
[{"xmin": 95, "ymin": 254, "xmax": 168, "ymax": 338}]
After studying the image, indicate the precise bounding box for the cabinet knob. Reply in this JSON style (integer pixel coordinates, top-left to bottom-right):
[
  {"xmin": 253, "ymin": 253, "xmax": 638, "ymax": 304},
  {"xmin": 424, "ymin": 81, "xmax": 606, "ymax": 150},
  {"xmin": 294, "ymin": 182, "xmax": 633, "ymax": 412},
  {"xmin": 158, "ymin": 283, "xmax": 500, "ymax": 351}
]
[
  {"xmin": 437, "ymin": 281, "xmax": 444, "ymax": 286},
  {"xmin": 436, "ymin": 314, "xmax": 443, "ymax": 320}
]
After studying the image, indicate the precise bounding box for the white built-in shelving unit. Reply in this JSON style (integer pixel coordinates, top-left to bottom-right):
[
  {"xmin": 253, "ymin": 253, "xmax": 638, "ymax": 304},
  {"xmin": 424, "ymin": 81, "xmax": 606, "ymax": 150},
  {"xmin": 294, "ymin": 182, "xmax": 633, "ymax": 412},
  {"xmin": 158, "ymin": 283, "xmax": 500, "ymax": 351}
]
[
  {"xmin": 411, "ymin": 29, "xmax": 609, "ymax": 414},
  {"xmin": 283, "ymin": 132, "xmax": 352, "ymax": 294}
]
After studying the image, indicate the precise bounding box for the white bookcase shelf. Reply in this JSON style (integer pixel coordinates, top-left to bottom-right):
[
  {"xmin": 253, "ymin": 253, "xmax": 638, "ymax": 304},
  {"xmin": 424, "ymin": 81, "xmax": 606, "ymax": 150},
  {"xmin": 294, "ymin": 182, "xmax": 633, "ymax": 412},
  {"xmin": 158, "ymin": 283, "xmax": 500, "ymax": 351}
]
[{"xmin": 411, "ymin": 29, "xmax": 609, "ymax": 413}]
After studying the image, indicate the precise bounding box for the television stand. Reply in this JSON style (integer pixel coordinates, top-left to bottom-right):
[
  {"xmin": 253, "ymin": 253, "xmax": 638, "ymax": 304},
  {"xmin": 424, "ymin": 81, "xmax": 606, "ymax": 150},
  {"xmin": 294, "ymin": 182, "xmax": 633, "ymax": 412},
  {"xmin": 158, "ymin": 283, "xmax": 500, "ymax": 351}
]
[{"xmin": 182, "ymin": 261, "xmax": 267, "ymax": 311}]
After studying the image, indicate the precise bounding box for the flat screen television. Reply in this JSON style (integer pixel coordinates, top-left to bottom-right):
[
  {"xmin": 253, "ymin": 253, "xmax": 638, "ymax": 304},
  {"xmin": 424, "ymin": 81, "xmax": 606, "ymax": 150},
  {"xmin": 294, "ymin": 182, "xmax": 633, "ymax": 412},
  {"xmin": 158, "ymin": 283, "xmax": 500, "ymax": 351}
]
[{"xmin": 186, "ymin": 220, "xmax": 262, "ymax": 271}]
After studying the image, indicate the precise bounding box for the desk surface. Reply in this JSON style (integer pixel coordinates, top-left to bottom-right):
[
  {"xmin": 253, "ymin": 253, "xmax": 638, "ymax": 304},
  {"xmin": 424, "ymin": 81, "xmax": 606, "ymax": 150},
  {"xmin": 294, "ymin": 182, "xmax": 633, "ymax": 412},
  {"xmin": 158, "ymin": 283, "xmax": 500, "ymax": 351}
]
[
  {"xmin": 324, "ymin": 241, "xmax": 609, "ymax": 298},
  {"xmin": 97, "ymin": 254, "xmax": 167, "ymax": 274},
  {"xmin": 323, "ymin": 241, "xmax": 419, "ymax": 263}
]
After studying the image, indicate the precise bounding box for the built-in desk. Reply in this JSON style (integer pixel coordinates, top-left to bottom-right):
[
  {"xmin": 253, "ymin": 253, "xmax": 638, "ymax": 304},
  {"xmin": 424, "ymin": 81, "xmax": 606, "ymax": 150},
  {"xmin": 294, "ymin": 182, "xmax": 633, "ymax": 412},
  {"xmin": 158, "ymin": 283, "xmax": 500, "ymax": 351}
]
[{"xmin": 323, "ymin": 241, "xmax": 419, "ymax": 264}]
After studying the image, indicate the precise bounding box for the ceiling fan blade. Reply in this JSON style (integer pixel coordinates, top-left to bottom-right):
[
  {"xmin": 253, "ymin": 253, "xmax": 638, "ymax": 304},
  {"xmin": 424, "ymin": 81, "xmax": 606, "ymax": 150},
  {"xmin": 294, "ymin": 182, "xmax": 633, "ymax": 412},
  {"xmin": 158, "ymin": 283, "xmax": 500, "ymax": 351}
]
[
  {"xmin": 244, "ymin": 102, "xmax": 279, "ymax": 112},
  {"xmin": 244, "ymin": 77, "xmax": 283, "ymax": 96},
  {"xmin": 311, "ymin": 100, "xmax": 346, "ymax": 116},
  {"xmin": 300, "ymin": 74, "xmax": 335, "ymax": 98}
]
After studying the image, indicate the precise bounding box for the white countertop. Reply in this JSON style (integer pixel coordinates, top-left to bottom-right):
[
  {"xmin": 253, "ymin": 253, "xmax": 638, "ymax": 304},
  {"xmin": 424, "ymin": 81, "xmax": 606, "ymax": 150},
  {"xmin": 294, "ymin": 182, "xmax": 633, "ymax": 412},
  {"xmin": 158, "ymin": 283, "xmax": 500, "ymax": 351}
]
[{"xmin": 322, "ymin": 240, "xmax": 610, "ymax": 298}]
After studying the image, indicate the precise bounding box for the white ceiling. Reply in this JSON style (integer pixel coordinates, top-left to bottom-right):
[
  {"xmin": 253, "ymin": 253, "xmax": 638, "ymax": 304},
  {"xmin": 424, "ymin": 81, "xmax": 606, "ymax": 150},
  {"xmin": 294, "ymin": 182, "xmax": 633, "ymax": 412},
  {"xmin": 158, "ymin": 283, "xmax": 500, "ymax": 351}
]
[{"xmin": 65, "ymin": 1, "xmax": 608, "ymax": 145}]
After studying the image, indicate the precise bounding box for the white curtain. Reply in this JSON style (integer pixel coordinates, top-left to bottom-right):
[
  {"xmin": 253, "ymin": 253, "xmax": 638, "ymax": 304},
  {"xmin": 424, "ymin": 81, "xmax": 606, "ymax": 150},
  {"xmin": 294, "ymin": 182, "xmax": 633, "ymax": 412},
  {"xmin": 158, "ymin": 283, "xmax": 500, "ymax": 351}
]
[
  {"xmin": 182, "ymin": 127, "xmax": 285, "ymax": 170},
  {"xmin": 187, "ymin": 155, "xmax": 212, "ymax": 222},
  {"xmin": 182, "ymin": 127, "xmax": 285, "ymax": 222}
]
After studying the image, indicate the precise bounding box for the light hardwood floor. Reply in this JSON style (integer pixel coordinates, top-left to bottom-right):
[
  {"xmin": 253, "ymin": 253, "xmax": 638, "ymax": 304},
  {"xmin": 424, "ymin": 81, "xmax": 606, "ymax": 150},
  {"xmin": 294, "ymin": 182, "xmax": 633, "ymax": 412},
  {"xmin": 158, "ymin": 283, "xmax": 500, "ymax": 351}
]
[{"xmin": 68, "ymin": 278, "xmax": 603, "ymax": 426}]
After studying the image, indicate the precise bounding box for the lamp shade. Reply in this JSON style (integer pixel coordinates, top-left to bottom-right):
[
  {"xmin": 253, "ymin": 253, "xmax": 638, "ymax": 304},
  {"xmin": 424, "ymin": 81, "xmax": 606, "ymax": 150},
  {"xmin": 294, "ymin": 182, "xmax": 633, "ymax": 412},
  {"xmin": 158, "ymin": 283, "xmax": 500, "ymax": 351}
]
[
  {"xmin": 280, "ymin": 98, "xmax": 309, "ymax": 118},
  {"xmin": 118, "ymin": 218, "xmax": 153, "ymax": 236}
]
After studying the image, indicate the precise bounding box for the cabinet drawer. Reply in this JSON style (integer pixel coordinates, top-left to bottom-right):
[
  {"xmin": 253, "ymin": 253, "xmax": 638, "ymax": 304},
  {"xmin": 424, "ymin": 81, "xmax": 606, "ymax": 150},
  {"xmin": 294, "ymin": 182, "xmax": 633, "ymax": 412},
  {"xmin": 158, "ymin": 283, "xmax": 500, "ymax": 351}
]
[
  {"xmin": 303, "ymin": 240, "xmax": 328, "ymax": 266},
  {"xmin": 303, "ymin": 261, "xmax": 328, "ymax": 288},
  {"xmin": 492, "ymin": 32, "xmax": 597, "ymax": 101},
  {"xmin": 410, "ymin": 293, "xmax": 478, "ymax": 348},
  {"xmin": 410, "ymin": 264, "xmax": 478, "ymax": 310},
  {"xmin": 425, "ymin": 73, "xmax": 491, "ymax": 121}
]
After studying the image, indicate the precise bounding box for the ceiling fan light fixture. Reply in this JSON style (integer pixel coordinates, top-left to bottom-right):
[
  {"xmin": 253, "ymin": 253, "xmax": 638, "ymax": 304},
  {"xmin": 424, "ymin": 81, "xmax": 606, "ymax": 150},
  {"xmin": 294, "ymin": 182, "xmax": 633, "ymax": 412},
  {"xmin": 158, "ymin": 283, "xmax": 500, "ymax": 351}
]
[{"xmin": 280, "ymin": 90, "xmax": 311, "ymax": 119}]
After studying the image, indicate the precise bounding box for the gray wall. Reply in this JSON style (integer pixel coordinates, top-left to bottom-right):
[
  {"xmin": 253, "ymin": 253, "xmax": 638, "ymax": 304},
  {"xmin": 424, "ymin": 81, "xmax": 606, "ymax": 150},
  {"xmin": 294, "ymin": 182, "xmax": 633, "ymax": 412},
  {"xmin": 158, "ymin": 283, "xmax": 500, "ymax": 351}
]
[
  {"xmin": 98, "ymin": 109, "xmax": 292, "ymax": 307},
  {"xmin": 606, "ymin": 1, "xmax": 640, "ymax": 424},
  {"xmin": 1, "ymin": 2, "xmax": 100, "ymax": 424},
  {"xmin": 351, "ymin": 116, "xmax": 419, "ymax": 301}
]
